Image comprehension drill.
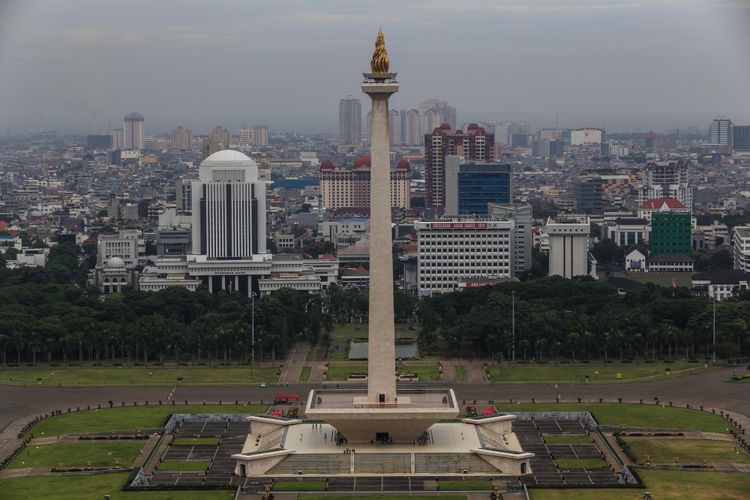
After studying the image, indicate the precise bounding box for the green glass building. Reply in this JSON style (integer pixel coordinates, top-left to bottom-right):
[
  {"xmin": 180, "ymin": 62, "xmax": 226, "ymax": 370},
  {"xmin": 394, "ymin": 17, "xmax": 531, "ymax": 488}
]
[{"xmin": 650, "ymin": 212, "xmax": 692, "ymax": 255}]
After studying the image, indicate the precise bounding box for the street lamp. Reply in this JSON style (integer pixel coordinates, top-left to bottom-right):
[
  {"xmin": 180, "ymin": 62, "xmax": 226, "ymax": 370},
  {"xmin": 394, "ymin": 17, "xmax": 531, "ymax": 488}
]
[
  {"xmin": 511, "ymin": 290, "xmax": 516, "ymax": 362},
  {"xmin": 712, "ymin": 292, "xmax": 717, "ymax": 364}
]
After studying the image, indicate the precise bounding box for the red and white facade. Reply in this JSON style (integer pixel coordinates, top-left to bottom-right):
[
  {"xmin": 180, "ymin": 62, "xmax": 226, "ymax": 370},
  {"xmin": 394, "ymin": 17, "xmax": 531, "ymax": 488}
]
[{"xmin": 319, "ymin": 156, "xmax": 410, "ymax": 210}]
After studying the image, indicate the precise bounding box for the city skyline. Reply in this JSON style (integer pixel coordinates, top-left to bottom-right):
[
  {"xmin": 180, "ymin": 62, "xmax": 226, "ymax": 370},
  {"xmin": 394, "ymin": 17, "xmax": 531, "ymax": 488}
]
[{"xmin": 1, "ymin": 0, "xmax": 749, "ymax": 135}]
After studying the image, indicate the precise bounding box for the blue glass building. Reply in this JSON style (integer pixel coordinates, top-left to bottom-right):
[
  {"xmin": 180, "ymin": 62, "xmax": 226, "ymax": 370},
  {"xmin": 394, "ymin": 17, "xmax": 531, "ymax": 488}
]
[{"xmin": 457, "ymin": 163, "xmax": 512, "ymax": 215}]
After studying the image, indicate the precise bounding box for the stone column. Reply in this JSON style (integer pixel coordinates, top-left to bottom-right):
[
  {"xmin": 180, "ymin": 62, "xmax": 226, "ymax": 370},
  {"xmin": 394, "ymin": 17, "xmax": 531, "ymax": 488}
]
[{"xmin": 362, "ymin": 75, "xmax": 398, "ymax": 404}]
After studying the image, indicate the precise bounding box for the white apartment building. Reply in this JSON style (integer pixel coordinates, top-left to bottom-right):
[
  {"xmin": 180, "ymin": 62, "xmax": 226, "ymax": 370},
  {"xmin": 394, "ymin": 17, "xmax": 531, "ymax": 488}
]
[
  {"xmin": 733, "ymin": 225, "xmax": 750, "ymax": 272},
  {"xmin": 544, "ymin": 215, "xmax": 591, "ymax": 279},
  {"xmin": 415, "ymin": 218, "xmax": 513, "ymax": 295}
]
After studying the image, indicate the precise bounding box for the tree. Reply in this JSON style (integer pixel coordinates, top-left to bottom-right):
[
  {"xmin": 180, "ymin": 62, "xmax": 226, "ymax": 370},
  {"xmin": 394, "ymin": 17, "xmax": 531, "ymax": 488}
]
[{"xmin": 591, "ymin": 238, "xmax": 622, "ymax": 265}]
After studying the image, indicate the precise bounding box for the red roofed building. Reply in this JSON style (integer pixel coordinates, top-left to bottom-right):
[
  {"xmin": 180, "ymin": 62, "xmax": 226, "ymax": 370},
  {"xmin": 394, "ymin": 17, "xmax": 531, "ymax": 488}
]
[
  {"xmin": 319, "ymin": 157, "xmax": 410, "ymax": 210},
  {"xmin": 638, "ymin": 197, "xmax": 690, "ymax": 222}
]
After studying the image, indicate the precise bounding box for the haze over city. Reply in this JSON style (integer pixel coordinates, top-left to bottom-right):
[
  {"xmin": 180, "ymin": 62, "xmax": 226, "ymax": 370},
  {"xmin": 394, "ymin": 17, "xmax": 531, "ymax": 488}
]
[{"xmin": 1, "ymin": 0, "xmax": 750, "ymax": 135}]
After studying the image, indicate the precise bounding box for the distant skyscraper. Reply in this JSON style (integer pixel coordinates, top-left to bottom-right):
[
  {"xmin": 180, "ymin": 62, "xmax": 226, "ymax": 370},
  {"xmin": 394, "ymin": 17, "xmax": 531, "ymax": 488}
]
[
  {"xmin": 425, "ymin": 124, "xmax": 494, "ymax": 209},
  {"xmin": 238, "ymin": 128, "xmax": 255, "ymax": 145},
  {"xmin": 319, "ymin": 157, "xmax": 410, "ymax": 210},
  {"xmin": 732, "ymin": 125, "xmax": 750, "ymax": 151},
  {"xmin": 443, "ymin": 156, "xmax": 512, "ymax": 215},
  {"xmin": 123, "ymin": 113, "xmax": 144, "ymax": 150},
  {"xmin": 638, "ymin": 160, "xmax": 693, "ymax": 210},
  {"xmin": 389, "ymin": 109, "xmax": 401, "ymax": 146},
  {"xmin": 709, "ymin": 118, "xmax": 732, "ymax": 147},
  {"xmin": 171, "ymin": 126, "xmax": 192, "ymax": 150},
  {"xmin": 339, "ymin": 95, "xmax": 362, "ymax": 145},
  {"xmin": 209, "ymin": 126, "xmax": 231, "ymax": 148},
  {"xmin": 111, "ymin": 128, "xmax": 124, "ymax": 150},
  {"xmin": 404, "ymin": 109, "xmax": 422, "ymax": 145},
  {"xmin": 419, "ymin": 98, "xmax": 456, "ymax": 129},
  {"xmin": 573, "ymin": 176, "xmax": 604, "ymax": 214},
  {"xmin": 253, "ymin": 125, "xmax": 269, "ymax": 146}
]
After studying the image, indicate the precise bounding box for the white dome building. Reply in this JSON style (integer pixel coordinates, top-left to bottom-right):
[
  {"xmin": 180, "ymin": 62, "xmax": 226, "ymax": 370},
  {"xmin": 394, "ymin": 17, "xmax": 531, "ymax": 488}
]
[{"xmin": 198, "ymin": 150, "xmax": 259, "ymax": 183}]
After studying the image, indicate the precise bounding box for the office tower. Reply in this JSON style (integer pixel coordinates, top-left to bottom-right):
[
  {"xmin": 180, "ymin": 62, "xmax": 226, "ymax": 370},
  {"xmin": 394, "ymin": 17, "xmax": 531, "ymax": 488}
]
[
  {"xmin": 415, "ymin": 218, "xmax": 513, "ymax": 295},
  {"xmin": 97, "ymin": 229, "xmax": 140, "ymax": 268},
  {"xmin": 651, "ymin": 212, "xmax": 692, "ymax": 256},
  {"xmin": 189, "ymin": 150, "xmax": 268, "ymax": 294},
  {"xmin": 171, "ymin": 126, "xmax": 192, "ymax": 150},
  {"xmin": 488, "ymin": 203, "xmax": 533, "ymax": 277},
  {"xmin": 86, "ymin": 134, "xmax": 112, "ymax": 150},
  {"xmin": 209, "ymin": 126, "xmax": 231, "ymax": 148},
  {"xmin": 733, "ymin": 226, "xmax": 750, "ymax": 272},
  {"xmin": 425, "ymin": 123, "xmax": 494, "ymax": 209},
  {"xmin": 389, "ymin": 109, "xmax": 401, "ymax": 146},
  {"xmin": 443, "ymin": 156, "xmax": 512, "ymax": 215},
  {"xmin": 239, "ymin": 128, "xmax": 255, "ymax": 145},
  {"xmin": 111, "ymin": 128, "xmax": 124, "ymax": 150},
  {"xmin": 123, "ymin": 113, "xmax": 144, "ymax": 150},
  {"xmin": 545, "ymin": 215, "xmax": 591, "ymax": 279},
  {"xmin": 573, "ymin": 176, "xmax": 604, "ymax": 214},
  {"xmin": 638, "ymin": 160, "xmax": 693, "ymax": 210},
  {"xmin": 339, "ymin": 95, "xmax": 362, "ymax": 145},
  {"xmin": 419, "ymin": 98, "xmax": 456, "ymax": 129},
  {"xmin": 319, "ymin": 157, "xmax": 410, "ymax": 210},
  {"xmin": 421, "ymin": 109, "xmax": 441, "ymax": 137},
  {"xmin": 709, "ymin": 118, "xmax": 732, "ymax": 147},
  {"xmin": 399, "ymin": 109, "xmax": 407, "ymax": 145},
  {"xmin": 404, "ymin": 109, "xmax": 422, "ymax": 145},
  {"xmin": 568, "ymin": 128, "xmax": 605, "ymax": 146},
  {"xmin": 733, "ymin": 125, "xmax": 750, "ymax": 151},
  {"xmin": 253, "ymin": 125, "xmax": 269, "ymax": 146}
]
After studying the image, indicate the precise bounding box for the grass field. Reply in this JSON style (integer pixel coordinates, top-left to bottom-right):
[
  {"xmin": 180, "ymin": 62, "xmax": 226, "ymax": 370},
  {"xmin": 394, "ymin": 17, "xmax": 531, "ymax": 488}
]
[
  {"xmin": 272, "ymin": 480, "xmax": 327, "ymax": 491},
  {"xmin": 554, "ymin": 458, "xmax": 609, "ymax": 469},
  {"xmin": 493, "ymin": 403, "xmax": 733, "ymax": 433},
  {"xmin": 438, "ymin": 480, "xmax": 493, "ymax": 490},
  {"xmin": 0, "ymin": 472, "xmax": 235, "ymax": 500},
  {"xmin": 625, "ymin": 437, "xmax": 750, "ymax": 464},
  {"xmin": 397, "ymin": 362, "xmax": 441, "ymax": 381},
  {"xmin": 455, "ymin": 365, "xmax": 468, "ymax": 381},
  {"xmin": 530, "ymin": 470, "xmax": 750, "ymax": 500},
  {"xmin": 158, "ymin": 460, "xmax": 210, "ymax": 471},
  {"xmin": 299, "ymin": 366, "xmax": 312, "ymax": 382},
  {"xmin": 487, "ymin": 362, "xmax": 707, "ymax": 383},
  {"xmin": 324, "ymin": 362, "xmax": 441, "ymax": 381},
  {"xmin": 8, "ymin": 441, "xmax": 143, "ymax": 469},
  {"xmin": 0, "ymin": 367, "xmax": 279, "ymax": 386},
  {"xmin": 301, "ymin": 496, "xmax": 465, "ymax": 500},
  {"xmin": 171, "ymin": 437, "xmax": 220, "ymax": 446},
  {"xmin": 325, "ymin": 362, "xmax": 367, "ymax": 380},
  {"xmin": 26, "ymin": 404, "xmax": 269, "ymax": 437},
  {"xmin": 543, "ymin": 435, "xmax": 591, "ymax": 445}
]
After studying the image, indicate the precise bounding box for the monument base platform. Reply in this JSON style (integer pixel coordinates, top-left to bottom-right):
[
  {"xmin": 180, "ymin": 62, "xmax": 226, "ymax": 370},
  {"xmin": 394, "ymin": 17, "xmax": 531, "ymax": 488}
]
[{"xmin": 304, "ymin": 388, "xmax": 459, "ymax": 443}]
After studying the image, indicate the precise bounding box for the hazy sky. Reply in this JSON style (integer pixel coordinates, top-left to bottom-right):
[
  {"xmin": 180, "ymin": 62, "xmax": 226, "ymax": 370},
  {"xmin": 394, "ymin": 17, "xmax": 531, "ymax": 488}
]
[{"xmin": 1, "ymin": 0, "xmax": 749, "ymax": 135}]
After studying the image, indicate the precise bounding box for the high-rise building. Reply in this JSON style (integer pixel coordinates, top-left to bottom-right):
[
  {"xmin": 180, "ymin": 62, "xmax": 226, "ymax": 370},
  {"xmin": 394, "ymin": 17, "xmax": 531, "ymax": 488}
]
[
  {"xmin": 544, "ymin": 215, "xmax": 591, "ymax": 279},
  {"xmin": 86, "ymin": 134, "xmax": 112, "ymax": 150},
  {"xmin": 319, "ymin": 157, "xmax": 410, "ymax": 210},
  {"xmin": 404, "ymin": 109, "xmax": 422, "ymax": 145},
  {"xmin": 733, "ymin": 226, "xmax": 750, "ymax": 272},
  {"xmin": 573, "ymin": 176, "xmax": 604, "ymax": 214},
  {"xmin": 339, "ymin": 95, "xmax": 362, "ymax": 145},
  {"xmin": 419, "ymin": 98, "xmax": 456, "ymax": 129},
  {"xmin": 488, "ymin": 203, "xmax": 533, "ymax": 277},
  {"xmin": 425, "ymin": 124, "xmax": 494, "ymax": 209},
  {"xmin": 171, "ymin": 126, "xmax": 192, "ymax": 150},
  {"xmin": 638, "ymin": 160, "xmax": 693, "ymax": 210},
  {"xmin": 415, "ymin": 218, "xmax": 513, "ymax": 295},
  {"xmin": 389, "ymin": 109, "xmax": 401, "ymax": 146},
  {"xmin": 709, "ymin": 118, "xmax": 732, "ymax": 147},
  {"xmin": 188, "ymin": 150, "xmax": 269, "ymax": 295},
  {"xmin": 733, "ymin": 125, "xmax": 750, "ymax": 152},
  {"xmin": 123, "ymin": 113, "xmax": 145, "ymax": 150},
  {"xmin": 238, "ymin": 128, "xmax": 255, "ymax": 145},
  {"xmin": 209, "ymin": 126, "xmax": 231, "ymax": 148},
  {"xmin": 650, "ymin": 212, "xmax": 692, "ymax": 256},
  {"xmin": 443, "ymin": 156, "xmax": 512, "ymax": 215},
  {"xmin": 111, "ymin": 128, "xmax": 124, "ymax": 150},
  {"xmin": 253, "ymin": 125, "xmax": 269, "ymax": 146}
]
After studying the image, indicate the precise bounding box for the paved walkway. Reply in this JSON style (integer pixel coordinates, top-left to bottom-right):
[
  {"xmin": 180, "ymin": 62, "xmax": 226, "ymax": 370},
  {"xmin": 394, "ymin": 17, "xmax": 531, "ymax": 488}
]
[
  {"xmin": 279, "ymin": 342, "xmax": 310, "ymax": 384},
  {"xmin": 440, "ymin": 359, "xmax": 487, "ymax": 383}
]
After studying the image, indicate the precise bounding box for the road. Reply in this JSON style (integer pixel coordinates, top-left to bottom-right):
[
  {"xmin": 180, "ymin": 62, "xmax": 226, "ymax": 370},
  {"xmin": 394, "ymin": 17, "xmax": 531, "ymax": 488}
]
[{"xmin": 1, "ymin": 367, "xmax": 748, "ymax": 463}]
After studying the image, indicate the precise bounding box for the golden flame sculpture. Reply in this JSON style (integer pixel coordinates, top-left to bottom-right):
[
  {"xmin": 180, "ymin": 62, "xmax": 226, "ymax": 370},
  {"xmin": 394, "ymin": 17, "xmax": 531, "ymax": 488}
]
[{"xmin": 370, "ymin": 28, "xmax": 390, "ymax": 74}]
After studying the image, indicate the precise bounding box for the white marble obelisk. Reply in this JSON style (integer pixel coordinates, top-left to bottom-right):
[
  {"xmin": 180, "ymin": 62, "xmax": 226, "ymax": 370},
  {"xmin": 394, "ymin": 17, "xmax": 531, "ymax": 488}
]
[{"xmin": 362, "ymin": 31, "xmax": 399, "ymax": 405}]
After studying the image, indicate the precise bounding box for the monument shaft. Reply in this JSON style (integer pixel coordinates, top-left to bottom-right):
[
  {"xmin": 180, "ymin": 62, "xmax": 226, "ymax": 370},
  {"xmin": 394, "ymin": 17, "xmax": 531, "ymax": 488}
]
[{"xmin": 362, "ymin": 79, "xmax": 398, "ymax": 404}]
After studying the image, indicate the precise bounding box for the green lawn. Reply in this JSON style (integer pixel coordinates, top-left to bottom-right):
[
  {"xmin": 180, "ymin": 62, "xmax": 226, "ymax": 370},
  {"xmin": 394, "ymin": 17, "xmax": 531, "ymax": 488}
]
[
  {"xmin": 0, "ymin": 472, "xmax": 235, "ymax": 500},
  {"xmin": 299, "ymin": 366, "xmax": 312, "ymax": 382},
  {"xmin": 530, "ymin": 470, "xmax": 750, "ymax": 500},
  {"xmin": 273, "ymin": 480, "xmax": 327, "ymax": 491},
  {"xmin": 158, "ymin": 460, "xmax": 210, "ymax": 471},
  {"xmin": 554, "ymin": 458, "xmax": 609, "ymax": 469},
  {"xmin": 487, "ymin": 362, "xmax": 707, "ymax": 383},
  {"xmin": 543, "ymin": 435, "xmax": 591, "ymax": 445},
  {"xmin": 397, "ymin": 362, "xmax": 442, "ymax": 381},
  {"xmin": 328, "ymin": 347, "xmax": 350, "ymax": 361},
  {"xmin": 438, "ymin": 480, "xmax": 493, "ymax": 490},
  {"xmin": 455, "ymin": 365, "xmax": 468, "ymax": 381},
  {"xmin": 27, "ymin": 404, "xmax": 269, "ymax": 437},
  {"xmin": 624, "ymin": 437, "xmax": 750, "ymax": 464},
  {"xmin": 325, "ymin": 362, "xmax": 367, "ymax": 380},
  {"xmin": 493, "ymin": 403, "xmax": 733, "ymax": 433},
  {"xmin": 8, "ymin": 441, "xmax": 143, "ymax": 469},
  {"xmin": 0, "ymin": 367, "xmax": 279, "ymax": 386},
  {"xmin": 171, "ymin": 437, "xmax": 220, "ymax": 446},
  {"xmin": 301, "ymin": 497, "xmax": 465, "ymax": 500}
]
